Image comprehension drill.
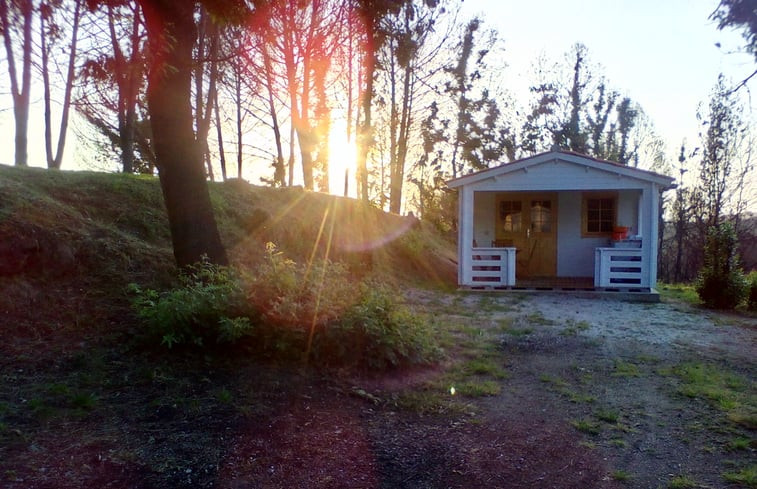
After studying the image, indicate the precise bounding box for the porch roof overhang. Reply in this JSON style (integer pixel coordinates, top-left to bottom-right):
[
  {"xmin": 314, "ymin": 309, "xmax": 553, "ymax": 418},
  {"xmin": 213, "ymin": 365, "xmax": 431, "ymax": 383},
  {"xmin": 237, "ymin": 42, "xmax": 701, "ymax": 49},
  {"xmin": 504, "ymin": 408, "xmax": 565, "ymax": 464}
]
[{"xmin": 446, "ymin": 150, "xmax": 675, "ymax": 191}]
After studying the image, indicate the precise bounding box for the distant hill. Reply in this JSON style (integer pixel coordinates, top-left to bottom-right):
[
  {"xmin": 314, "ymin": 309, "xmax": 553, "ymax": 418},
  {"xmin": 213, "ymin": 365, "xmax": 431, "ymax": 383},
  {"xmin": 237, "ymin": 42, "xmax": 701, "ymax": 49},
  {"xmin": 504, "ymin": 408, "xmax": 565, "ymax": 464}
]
[{"xmin": 0, "ymin": 165, "xmax": 457, "ymax": 356}]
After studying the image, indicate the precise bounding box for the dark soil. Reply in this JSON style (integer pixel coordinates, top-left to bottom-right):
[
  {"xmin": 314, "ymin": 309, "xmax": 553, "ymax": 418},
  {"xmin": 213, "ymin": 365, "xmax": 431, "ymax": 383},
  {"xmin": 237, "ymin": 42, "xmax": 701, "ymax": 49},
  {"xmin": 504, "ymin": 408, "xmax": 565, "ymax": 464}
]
[{"xmin": 3, "ymin": 290, "xmax": 754, "ymax": 489}]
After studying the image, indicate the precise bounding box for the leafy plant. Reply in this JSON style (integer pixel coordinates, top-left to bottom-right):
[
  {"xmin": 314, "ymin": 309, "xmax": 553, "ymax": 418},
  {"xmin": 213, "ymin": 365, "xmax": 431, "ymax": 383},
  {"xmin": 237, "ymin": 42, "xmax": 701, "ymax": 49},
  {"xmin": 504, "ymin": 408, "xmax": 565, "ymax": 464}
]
[
  {"xmin": 695, "ymin": 222, "xmax": 748, "ymax": 309},
  {"xmin": 314, "ymin": 281, "xmax": 442, "ymax": 369},
  {"xmin": 245, "ymin": 242, "xmax": 356, "ymax": 331},
  {"xmin": 748, "ymin": 271, "xmax": 757, "ymax": 311},
  {"xmin": 129, "ymin": 257, "xmax": 254, "ymax": 348}
]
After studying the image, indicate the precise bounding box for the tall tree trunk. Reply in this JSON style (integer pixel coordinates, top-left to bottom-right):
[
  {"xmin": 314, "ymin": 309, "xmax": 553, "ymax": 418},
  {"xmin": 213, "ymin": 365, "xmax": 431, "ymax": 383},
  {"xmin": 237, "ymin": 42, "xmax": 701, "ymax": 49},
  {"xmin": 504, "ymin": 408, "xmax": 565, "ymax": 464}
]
[
  {"xmin": 213, "ymin": 88, "xmax": 227, "ymax": 181},
  {"xmin": 0, "ymin": 0, "xmax": 33, "ymax": 166},
  {"xmin": 355, "ymin": 15, "xmax": 374, "ymax": 203},
  {"xmin": 42, "ymin": 0, "xmax": 82, "ymax": 170},
  {"xmin": 262, "ymin": 42, "xmax": 285, "ymax": 186},
  {"xmin": 389, "ymin": 55, "xmax": 413, "ymax": 214},
  {"xmin": 140, "ymin": 0, "xmax": 227, "ymax": 267},
  {"xmin": 195, "ymin": 9, "xmax": 217, "ymax": 181},
  {"xmin": 107, "ymin": 3, "xmax": 140, "ymax": 173}
]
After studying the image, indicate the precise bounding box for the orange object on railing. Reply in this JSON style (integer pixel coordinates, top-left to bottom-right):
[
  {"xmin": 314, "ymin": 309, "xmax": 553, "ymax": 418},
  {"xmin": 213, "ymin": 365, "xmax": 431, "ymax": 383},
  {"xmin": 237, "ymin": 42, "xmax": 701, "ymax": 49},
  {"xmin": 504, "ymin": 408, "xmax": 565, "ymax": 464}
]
[{"xmin": 612, "ymin": 226, "xmax": 629, "ymax": 241}]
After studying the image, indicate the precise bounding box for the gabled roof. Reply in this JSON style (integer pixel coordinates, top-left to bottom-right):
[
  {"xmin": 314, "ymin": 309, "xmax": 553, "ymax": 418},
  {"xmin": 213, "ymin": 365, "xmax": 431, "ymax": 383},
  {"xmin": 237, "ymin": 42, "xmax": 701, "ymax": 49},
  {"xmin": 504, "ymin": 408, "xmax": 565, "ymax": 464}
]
[{"xmin": 446, "ymin": 150, "xmax": 675, "ymax": 189}]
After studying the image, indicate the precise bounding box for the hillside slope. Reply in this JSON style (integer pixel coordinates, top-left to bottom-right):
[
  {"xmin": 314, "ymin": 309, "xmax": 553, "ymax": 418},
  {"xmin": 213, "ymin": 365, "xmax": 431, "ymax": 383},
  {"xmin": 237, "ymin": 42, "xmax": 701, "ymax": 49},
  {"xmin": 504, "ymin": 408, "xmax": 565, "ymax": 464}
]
[{"xmin": 0, "ymin": 165, "xmax": 457, "ymax": 357}]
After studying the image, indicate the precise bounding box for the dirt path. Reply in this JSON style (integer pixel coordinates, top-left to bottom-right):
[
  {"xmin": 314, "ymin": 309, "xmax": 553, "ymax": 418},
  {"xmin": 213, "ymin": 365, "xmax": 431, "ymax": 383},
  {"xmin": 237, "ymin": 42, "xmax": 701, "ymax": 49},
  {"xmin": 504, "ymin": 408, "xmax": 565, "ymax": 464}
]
[{"xmin": 418, "ymin": 291, "xmax": 757, "ymax": 489}]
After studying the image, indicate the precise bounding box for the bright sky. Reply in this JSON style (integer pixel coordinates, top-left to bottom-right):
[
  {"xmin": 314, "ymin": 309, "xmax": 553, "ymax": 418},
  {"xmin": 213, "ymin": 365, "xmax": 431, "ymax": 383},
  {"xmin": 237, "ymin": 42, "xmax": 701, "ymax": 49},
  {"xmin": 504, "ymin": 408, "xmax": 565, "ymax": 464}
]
[
  {"xmin": 461, "ymin": 0, "xmax": 756, "ymax": 160},
  {"xmin": 1, "ymin": 0, "xmax": 753, "ymax": 184}
]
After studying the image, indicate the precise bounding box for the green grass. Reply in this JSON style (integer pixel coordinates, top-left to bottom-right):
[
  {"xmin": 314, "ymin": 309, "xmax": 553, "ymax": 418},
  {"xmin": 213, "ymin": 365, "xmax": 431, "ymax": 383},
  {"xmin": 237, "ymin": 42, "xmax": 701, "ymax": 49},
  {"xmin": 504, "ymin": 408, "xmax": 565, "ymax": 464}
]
[
  {"xmin": 572, "ymin": 418, "xmax": 602, "ymax": 435},
  {"xmin": 454, "ymin": 380, "xmax": 502, "ymax": 397},
  {"xmin": 524, "ymin": 311, "xmax": 556, "ymax": 326},
  {"xmin": 613, "ymin": 359, "xmax": 642, "ymax": 377},
  {"xmin": 595, "ymin": 408, "xmax": 620, "ymax": 423},
  {"xmin": 723, "ymin": 465, "xmax": 757, "ymax": 487},
  {"xmin": 394, "ymin": 390, "xmax": 469, "ymax": 416},
  {"xmin": 70, "ymin": 392, "xmax": 98, "ymax": 410},
  {"xmin": 216, "ymin": 388, "xmax": 233, "ymax": 404},
  {"xmin": 672, "ymin": 362, "xmax": 756, "ymax": 429},
  {"xmin": 540, "ymin": 375, "xmax": 596, "ymax": 403},
  {"xmin": 460, "ymin": 357, "xmax": 508, "ymax": 379},
  {"xmin": 658, "ymin": 283, "xmax": 701, "ymax": 305},
  {"xmin": 495, "ymin": 318, "xmax": 533, "ymax": 336},
  {"xmin": 475, "ymin": 296, "xmax": 513, "ymax": 313},
  {"xmin": 728, "ymin": 437, "xmax": 754, "ymax": 451},
  {"xmin": 611, "ymin": 470, "xmax": 632, "ymax": 481},
  {"xmin": 561, "ymin": 319, "xmax": 591, "ymax": 335},
  {"xmin": 668, "ymin": 474, "xmax": 700, "ymax": 488}
]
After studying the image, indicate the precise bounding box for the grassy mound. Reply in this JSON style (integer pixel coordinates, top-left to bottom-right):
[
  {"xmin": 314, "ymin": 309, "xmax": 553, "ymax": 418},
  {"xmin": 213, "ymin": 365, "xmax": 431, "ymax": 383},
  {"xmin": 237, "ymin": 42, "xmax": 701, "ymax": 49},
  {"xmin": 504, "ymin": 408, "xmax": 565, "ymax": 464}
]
[{"xmin": 0, "ymin": 164, "xmax": 456, "ymax": 359}]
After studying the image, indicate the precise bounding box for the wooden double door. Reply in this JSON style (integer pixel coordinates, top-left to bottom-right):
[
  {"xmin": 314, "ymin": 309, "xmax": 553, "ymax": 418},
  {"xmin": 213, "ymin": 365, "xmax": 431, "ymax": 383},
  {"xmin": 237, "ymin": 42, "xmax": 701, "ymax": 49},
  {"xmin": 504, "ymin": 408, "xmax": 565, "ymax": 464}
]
[{"xmin": 495, "ymin": 193, "xmax": 557, "ymax": 278}]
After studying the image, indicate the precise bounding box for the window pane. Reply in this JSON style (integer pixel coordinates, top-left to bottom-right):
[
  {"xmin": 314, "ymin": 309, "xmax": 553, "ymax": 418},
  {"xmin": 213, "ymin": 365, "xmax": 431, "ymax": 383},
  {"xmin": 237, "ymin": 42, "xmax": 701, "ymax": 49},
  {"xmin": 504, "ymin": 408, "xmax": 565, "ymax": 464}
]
[
  {"xmin": 500, "ymin": 201, "xmax": 522, "ymax": 232},
  {"xmin": 531, "ymin": 200, "xmax": 551, "ymax": 232},
  {"xmin": 585, "ymin": 197, "xmax": 615, "ymax": 234}
]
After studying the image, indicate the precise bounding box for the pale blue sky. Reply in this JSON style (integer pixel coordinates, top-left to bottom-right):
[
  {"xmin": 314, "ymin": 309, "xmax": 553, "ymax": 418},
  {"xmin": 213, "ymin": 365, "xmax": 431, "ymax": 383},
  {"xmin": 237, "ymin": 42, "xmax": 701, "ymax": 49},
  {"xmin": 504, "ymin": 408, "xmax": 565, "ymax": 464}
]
[
  {"xmin": 461, "ymin": 0, "xmax": 755, "ymax": 158},
  {"xmin": 1, "ymin": 1, "xmax": 753, "ymax": 175}
]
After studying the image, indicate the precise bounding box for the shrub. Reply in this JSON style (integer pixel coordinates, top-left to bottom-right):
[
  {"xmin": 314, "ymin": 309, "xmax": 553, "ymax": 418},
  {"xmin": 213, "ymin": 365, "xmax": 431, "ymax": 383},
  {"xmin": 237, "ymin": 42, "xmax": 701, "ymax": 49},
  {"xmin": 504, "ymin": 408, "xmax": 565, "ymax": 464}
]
[
  {"xmin": 313, "ymin": 281, "xmax": 442, "ymax": 369},
  {"xmin": 245, "ymin": 242, "xmax": 357, "ymax": 329},
  {"xmin": 748, "ymin": 271, "xmax": 757, "ymax": 311},
  {"xmin": 129, "ymin": 258, "xmax": 254, "ymax": 348},
  {"xmin": 130, "ymin": 244, "xmax": 442, "ymax": 370},
  {"xmin": 695, "ymin": 222, "xmax": 748, "ymax": 309}
]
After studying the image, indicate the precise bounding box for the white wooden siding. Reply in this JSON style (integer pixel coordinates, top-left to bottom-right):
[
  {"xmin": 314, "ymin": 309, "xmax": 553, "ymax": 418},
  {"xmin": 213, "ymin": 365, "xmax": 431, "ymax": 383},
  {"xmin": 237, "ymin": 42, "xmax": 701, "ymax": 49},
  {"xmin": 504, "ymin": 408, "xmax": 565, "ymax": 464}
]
[
  {"xmin": 468, "ymin": 160, "xmax": 655, "ymax": 192},
  {"xmin": 473, "ymin": 192, "xmax": 496, "ymax": 246}
]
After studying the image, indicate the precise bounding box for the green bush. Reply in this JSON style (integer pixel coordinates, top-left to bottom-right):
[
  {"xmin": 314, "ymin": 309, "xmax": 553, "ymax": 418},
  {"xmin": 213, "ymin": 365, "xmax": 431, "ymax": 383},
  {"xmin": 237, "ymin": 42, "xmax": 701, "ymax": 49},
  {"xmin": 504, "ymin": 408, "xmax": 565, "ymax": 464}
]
[
  {"xmin": 129, "ymin": 258, "xmax": 254, "ymax": 348},
  {"xmin": 748, "ymin": 271, "xmax": 757, "ymax": 311},
  {"xmin": 313, "ymin": 282, "xmax": 442, "ymax": 369},
  {"xmin": 245, "ymin": 242, "xmax": 357, "ymax": 329},
  {"xmin": 695, "ymin": 223, "xmax": 748, "ymax": 309},
  {"xmin": 130, "ymin": 244, "xmax": 441, "ymax": 370}
]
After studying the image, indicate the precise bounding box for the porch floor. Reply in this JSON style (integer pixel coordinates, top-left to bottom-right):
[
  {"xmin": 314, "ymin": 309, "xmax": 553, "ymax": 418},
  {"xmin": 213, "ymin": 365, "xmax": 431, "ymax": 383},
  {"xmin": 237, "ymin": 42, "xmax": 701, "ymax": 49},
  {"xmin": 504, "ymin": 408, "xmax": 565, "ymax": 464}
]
[
  {"xmin": 462, "ymin": 276, "xmax": 659, "ymax": 302},
  {"xmin": 514, "ymin": 277, "xmax": 595, "ymax": 290}
]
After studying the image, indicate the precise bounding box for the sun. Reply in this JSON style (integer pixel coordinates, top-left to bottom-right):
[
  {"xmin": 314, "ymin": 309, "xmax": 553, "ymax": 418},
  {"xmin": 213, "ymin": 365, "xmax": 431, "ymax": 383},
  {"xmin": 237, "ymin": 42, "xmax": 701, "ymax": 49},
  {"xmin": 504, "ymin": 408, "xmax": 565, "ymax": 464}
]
[{"xmin": 327, "ymin": 121, "xmax": 358, "ymax": 197}]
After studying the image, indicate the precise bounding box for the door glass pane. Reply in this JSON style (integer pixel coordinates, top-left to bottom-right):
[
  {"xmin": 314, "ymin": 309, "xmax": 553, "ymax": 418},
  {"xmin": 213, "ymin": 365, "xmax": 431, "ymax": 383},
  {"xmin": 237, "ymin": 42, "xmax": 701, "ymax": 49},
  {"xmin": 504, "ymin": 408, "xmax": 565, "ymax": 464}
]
[
  {"xmin": 530, "ymin": 200, "xmax": 551, "ymax": 232},
  {"xmin": 499, "ymin": 201, "xmax": 522, "ymax": 232}
]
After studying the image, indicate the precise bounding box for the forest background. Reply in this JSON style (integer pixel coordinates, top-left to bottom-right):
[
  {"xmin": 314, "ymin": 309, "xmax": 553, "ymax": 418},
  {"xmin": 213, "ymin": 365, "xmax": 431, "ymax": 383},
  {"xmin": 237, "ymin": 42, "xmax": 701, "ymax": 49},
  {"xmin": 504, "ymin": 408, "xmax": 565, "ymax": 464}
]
[{"xmin": 0, "ymin": 0, "xmax": 755, "ymax": 281}]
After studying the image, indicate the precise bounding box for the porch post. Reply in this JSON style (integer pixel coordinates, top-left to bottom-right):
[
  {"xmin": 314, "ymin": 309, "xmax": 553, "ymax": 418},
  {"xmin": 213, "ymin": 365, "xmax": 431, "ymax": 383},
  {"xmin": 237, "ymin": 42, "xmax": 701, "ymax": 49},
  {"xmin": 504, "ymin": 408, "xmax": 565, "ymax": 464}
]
[
  {"xmin": 640, "ymin": 183, "xmax": 659, "ymax": 289},
  {"xmin": 460, "ymin": 186, "xmax": 474, "ymax": 285},
  {"xmin": 648, "ymin": 183, "xmax": 660, "ymax": 289}
]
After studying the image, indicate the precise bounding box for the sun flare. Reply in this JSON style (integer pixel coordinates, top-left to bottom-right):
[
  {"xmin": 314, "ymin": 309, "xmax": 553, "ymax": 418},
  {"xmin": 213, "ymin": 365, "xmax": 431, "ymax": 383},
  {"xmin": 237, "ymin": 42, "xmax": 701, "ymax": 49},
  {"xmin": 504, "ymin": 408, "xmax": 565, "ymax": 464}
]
[{"xmin": 327, "ymin": 121, "xmax": 358, "ymax": 197}]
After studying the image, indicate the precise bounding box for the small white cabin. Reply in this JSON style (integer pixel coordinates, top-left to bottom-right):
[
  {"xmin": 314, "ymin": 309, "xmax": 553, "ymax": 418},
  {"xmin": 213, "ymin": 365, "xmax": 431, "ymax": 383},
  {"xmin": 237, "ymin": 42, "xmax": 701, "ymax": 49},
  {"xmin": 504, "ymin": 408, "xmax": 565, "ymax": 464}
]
[{"xmin": 446, "ymin": 151, "xmax": 675, "ymax": 296}]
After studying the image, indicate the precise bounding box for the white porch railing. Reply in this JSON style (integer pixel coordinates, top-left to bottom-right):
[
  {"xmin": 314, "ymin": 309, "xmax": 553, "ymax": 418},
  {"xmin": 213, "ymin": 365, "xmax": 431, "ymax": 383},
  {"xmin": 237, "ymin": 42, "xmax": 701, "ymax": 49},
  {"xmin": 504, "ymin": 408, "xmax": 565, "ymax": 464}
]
[
  {"xmin": 469, "ymin": 247, "xmax": 516, "ymax": 286},
  {"xmin": 594, "ymin": 248, "xmax": 644, "ymax": 288}
]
